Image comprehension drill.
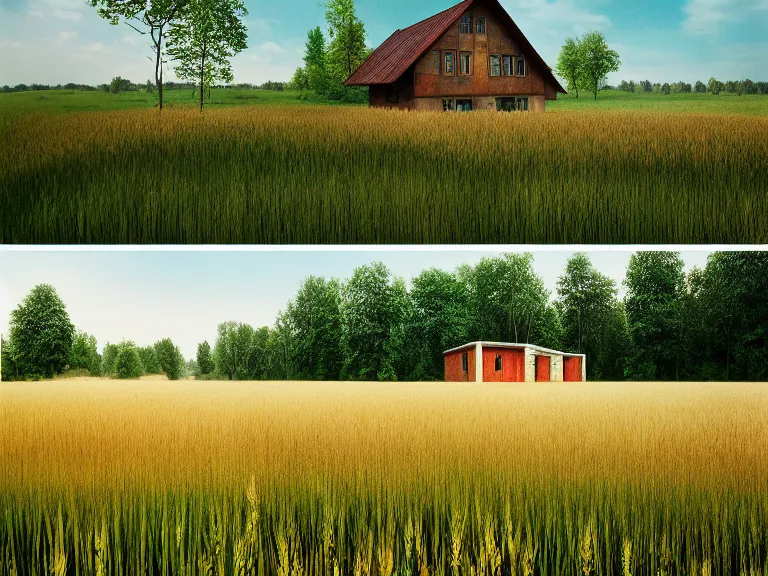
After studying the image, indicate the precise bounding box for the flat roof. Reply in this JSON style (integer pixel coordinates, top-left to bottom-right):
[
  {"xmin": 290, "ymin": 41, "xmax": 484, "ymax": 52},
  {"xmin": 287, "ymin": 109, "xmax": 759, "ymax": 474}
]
[{"xmin": 443, "ymin": 341, "xmax": 586, "ymax": 358}]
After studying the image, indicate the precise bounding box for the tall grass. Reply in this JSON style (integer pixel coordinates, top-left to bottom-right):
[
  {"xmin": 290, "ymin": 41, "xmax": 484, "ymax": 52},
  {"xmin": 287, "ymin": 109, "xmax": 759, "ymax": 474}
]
[
  {"xmin": 1, "ymin": 379, "xmax": 767, "ymax": 575},
  {"xmin": 2, "ymin": 107, "xmax": 767, "ymax": 244}
]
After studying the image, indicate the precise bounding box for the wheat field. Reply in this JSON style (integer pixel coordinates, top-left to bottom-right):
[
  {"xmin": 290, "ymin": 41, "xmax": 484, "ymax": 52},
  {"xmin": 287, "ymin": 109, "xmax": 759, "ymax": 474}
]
[
  {"xmin": 1, "ymin": 379, "xmax": 767, "ymax": 575},
  {"xmin": 2, "ymin": 106, "xmax": 767, "ymax": 244}
]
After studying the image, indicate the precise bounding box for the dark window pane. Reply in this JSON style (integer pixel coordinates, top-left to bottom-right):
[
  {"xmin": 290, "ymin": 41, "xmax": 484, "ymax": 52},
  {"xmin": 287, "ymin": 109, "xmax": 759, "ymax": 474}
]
[
  {"xmin": 461, "ymin": 53, "xmax": 471, "ymax": 75},
  {"xmin": 495, "ymin": 355, "xmax": 502, "ymax": 371},
  {"xmin": 445, "ymin": 52, "xmax": 455, "ymax": 75},
  {"xmin": 502, "ymin": 55, "xmax": 512, "ymax": 76},
  {"xmin": 516, "ymin": 57, "xmax": 526, "ymax": 76},
  {"xmin": 476, "ymin": 17, "xmax": 486, "ymax": 35},
  {"xmin": 490, "ymin": 55, "xmax": 501, "ymax": 77},
  {"xmin": 459, "ymin": 16, "xmax": 471, "ymax": 34}
]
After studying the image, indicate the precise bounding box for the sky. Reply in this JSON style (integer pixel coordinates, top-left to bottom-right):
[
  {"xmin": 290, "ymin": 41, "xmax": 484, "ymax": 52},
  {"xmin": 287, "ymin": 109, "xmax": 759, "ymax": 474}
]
[
  {"xmin": 0, "ymin": 0, "xmax": 766, "ymax": 87},
  {"xmin": 0, "ymin": 247, "xmax": 716, "ymax": 359}
]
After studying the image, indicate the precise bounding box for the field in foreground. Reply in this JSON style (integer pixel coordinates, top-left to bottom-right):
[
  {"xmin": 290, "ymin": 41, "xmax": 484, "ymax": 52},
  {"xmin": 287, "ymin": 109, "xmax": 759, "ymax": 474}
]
[
  {"xmin": 1, "ymin": 379, "xmax": 767, "ymax": 575},
  {"xmin": 2, "ymin": 105, "xmax": 767, "ymax": 244}
]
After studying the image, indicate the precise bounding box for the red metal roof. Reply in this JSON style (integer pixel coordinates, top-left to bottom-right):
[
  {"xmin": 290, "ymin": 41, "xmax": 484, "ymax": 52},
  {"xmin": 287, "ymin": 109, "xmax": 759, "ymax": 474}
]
[
  {"xmin": 345, "ymin": 0, "xmax": 566, "ymax": 94},
  {"xmin": 345, "ymin": 0, "xmax": 473, "ymax": 85}
]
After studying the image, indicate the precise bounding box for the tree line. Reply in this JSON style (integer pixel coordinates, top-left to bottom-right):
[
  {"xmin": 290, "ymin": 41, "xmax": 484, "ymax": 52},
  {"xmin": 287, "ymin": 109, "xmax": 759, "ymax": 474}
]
[
  {"xmin": 0, "ymin": 81, "xmax": 289, "ymax": 95},
  {"xmin": 3, "ymin": 252, "xmax": 766, "ymax": 383},
  {"xmin": 287, "ymin": 0, "xmax": 370, "ymax": 103},
  {"xmin": 613, "ymin": 78, "xmax": 768, "ymax": 96}
]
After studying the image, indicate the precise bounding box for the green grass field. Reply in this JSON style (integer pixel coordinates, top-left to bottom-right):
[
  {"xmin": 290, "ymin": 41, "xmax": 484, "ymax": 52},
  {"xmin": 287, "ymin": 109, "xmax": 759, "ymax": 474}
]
[{"xmin": 2, "ymin": 88, "xmax": 767, "ymax": 244}]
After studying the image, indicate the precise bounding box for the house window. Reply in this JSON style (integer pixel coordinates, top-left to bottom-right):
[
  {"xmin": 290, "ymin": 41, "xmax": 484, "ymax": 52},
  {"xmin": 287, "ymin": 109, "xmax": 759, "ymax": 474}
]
[
  {"xmin": 496, "ymin": 97, "xmax": 530, "ymax": 112},
  {"xmin": 516, "ymin": 56, "xmax": 526, "ymax": 76},
  {"xmin": 502, "ymin": 55, "xmax": 512, "ymax": 76},
  {"xmin": 490, "ymin": 55, "xmax": 501, "ymax": 77},
  {"xmin": 456, "ymin": 99, "xmax": 472, "ymax": 111},
  {"xmin": 459, "ymin": 15, "xmax": 471, "ymax": 34},
  {"xmin": 444, "ymin": 51, "xmax": 456, "ymax": 75},
  {"xmin": 460, "ymin": 52, "xmax": 471, "ymax": 75},
  {"xmin": 476, "ymin": 17, "xmax": 486, "ymax": 35},
  {"xmin": 461, "ymin": 352, "xmax": 468, "ymax": 373},
  {"xmin": 443, "ymin": 99, "xmax": 455, "ymax": 111},
  {"xmin": 495, "ymin": 355, "xmax": 502, "ymax": 371}
]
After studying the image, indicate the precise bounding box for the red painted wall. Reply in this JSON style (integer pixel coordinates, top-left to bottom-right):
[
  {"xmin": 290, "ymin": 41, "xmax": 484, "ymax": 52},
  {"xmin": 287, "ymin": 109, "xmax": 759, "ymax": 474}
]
[
  {"xmin": 444, "ymin": 348, "xmax": 475, "ymax": 382},
  {"xmin": 535, "ymin": 356, "xmax": 551, "ymax": 382},
  {"xmin": 482, "ymin": 347, "xmax": 525, "ymax": 382},
  {"xmin": 563, "ymin": 357, "xmax": 582, "ymax": 382}
]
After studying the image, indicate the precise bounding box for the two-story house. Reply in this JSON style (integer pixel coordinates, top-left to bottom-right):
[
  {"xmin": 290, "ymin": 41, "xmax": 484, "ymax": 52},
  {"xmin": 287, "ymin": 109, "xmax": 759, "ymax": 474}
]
[{"xmin": 345, "ymin": 0, "xmax": 566, "ymax": 112}]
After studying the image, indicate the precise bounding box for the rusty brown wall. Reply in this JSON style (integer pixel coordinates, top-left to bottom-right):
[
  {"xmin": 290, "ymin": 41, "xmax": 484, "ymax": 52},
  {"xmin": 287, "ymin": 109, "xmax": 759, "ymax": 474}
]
[
  {"xmin": 368, "ymin": 72, "xmax": 415, "ymax": 110},
  {"xmin": 444, "ymin": 348, "xmax": 476, "ymax": 382},
  {"xmin": 413, "ymin": 4, "xmax": 553, "ymax": 100},
  {"xmin": 482, "ymin": 347, "xmax": 525, "ymax": 382}
]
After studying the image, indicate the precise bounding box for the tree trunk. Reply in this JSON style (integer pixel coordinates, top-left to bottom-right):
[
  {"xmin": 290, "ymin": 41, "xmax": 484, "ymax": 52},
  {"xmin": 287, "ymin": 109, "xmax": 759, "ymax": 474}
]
[{"xmin": 199, "ymin": 45, "xmax": 205, "ymax": 112}]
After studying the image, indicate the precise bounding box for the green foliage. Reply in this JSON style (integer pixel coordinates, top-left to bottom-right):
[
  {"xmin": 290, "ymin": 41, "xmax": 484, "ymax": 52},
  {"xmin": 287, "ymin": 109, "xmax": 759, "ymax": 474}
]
[
  {"xmin": 154, "ymin": 338, "xmax": 185, "ymax": 380},
  {"xmin": 137, "ymin": 346, "xmax": 161, "ymax": 374},
  {"xmin": 708, "ymin": 77, "xmax": 723, "ymax": 95},
  {"xmin": 90, "ymin": 0, "xmax": 190, "ymax": 109},
  {"xmin": 69, "ymin": 331, "xmax": 101, "ymax": 376},
  {"xmin": 1, "ymin": 335, "xmax": 20, "ymax": 381},
  {"xmin": 285, "ymin": 276, "xmax": 343, "ymax": 380},
  {"xmin": 213, "ymin": 322, "xmax": 276, "ymax": 380},
  {"xmin": 578, "ymin": 31, "xmax": 620, "ymax": 100},
  {"xmin": 556, "ymin": 253, "xmax": 622, "ymax": 379},
  {"xmin": 101, "ymin": 342, "xmax": 119, "ymax": 376},
  {"xmin": 109, "ymin": 76, "xmax": 133, "ymax": 94},
  {"xmin": 324, "ymin": 0, "xmax": 367, "ymax": 82},
  {"xmin": 304, "ymin": 26, "xmax": 329, "ymax": 94},
  {"xmin": 340, "ymin": 262, "xmax": 405, "ymax": 380},
  {"xmin": 405, "ymin": 268, "xmax": 470, "ymax": 380},
  {"xmin": 624, "ymin": 252, "xmax": 686, "ymax": 381},
  {"xmin": 166, "ymin": 0, "xmax": 248, "ymax": 111},
  {"xmin": 8, "ymin": 284, "xmax": 75, "ymax": 379},
  {"xmin": 196, "ymin": 340, "xmax": 214, "ymax": 375},
  {"xmin": 555, "ymin": 37, "xmax": 583, "ymax": 97},
  {"xmin": 115, "ymin": 341, "xmax": 144, "ymax": 379}
]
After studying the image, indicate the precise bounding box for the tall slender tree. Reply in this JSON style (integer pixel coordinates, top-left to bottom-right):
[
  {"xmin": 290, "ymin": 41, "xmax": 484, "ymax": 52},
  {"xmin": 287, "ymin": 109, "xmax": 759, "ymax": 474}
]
[
  {"xmin": 578, "ymin": 31, "xmax": 620, "ymax": 100},
  {"xmin": 555, "ymin": 36, "xmax": 582, "ymax": 97},
  {"xmin": 90, "ymin": 0, "xmax": 190, "ymax": 109},
  {"xmin": 325, "ymin": 0, "xmax": 367, "ymax": 82},
  {"xmin": 166, "ymin": 0, "xmax": 248, "ymax": 111}
]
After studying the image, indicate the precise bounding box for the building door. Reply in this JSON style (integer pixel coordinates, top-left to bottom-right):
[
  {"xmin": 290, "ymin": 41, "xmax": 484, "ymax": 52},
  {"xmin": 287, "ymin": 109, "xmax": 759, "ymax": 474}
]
[
  {"xmin": 564, "ymin": 357, "xmax": 582, "ymax": 382},
  {"xmin": 535, "ymin": 356, "xmax": 551, "ymax": 382}
]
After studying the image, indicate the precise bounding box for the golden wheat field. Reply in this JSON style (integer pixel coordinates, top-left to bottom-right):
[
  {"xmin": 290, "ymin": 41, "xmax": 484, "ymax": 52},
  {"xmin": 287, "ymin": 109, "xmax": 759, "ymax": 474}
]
[
  {"xmin": 1, "ymin": 379, "xmax": 767, "ymax": 575},
  {"xmin": 2, "ymin": 106, "xmax": 767, "ymax": 244}
]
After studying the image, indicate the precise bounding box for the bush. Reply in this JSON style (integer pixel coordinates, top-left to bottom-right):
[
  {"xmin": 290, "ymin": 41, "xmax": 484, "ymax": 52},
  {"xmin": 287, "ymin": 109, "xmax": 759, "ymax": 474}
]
[
  {"xmin": 154, "ymin": 338, "xmax": 184, "ymax": 380},
  {"xmin": 115, "ymin": 344, "xmax": 143, "ymax": 379}
]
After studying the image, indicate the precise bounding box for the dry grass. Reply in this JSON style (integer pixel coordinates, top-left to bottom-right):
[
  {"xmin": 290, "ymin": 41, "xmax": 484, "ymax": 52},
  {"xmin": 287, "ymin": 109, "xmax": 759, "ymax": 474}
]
[
  {"xmin": 1, "ymin": 379, "xmax": 767, "ymax": 575},
  {"xmin": 2, "ymin": 106, "xmax": 767, "ymax": 244}
]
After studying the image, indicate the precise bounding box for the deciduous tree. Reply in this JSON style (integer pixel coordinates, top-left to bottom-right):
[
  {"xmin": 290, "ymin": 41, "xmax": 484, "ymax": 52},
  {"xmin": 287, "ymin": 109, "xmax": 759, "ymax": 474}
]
[
  {"xmin": 555, "ymin": 36, "xmax": 583, "ymax": 98},
  {"xmin": 166, "ymin": 0, "xmax": 248, "ymax": 111},
  {"xmin": 8, "ymin": 284, "xmax": 74, "ymax": 379},
  {"xmin": 578, "ymin": 31, "xmax": 620, "ymax": 100}
]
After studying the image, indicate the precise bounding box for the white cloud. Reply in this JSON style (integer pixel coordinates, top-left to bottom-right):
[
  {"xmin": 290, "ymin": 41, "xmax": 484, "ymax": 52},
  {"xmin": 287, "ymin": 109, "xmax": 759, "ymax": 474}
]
[
  {"xmin": 0, "ymin": 38, "xmax": 23, "ymax": 49},
  {"xmin": 504, "ymin": 0, "xmax": 611, "ymax": 34},
  {"xmin": 683, "ymin": 0, "xmax": 767, "ymax": 35},
  {"xmin": 26, "ymin": 10, "xmax": 45, "ymax": 18},
  {"xmin": 259, "ymin": 41, "xmax": 284, "ymax": 54},
  {"xmin": 59, "ymin": 30, "xmax": 77, "ymax": 42},
  {"xmin": 53, "ymin": 8, "xmax": 83, "ymax": 21},
  {"xmin": 245, "ymin": 17, "xmax": 273, "ymax": 35},
  {"xmin": 121, "ymin": 34, "xmax": 137, "ymax": 45}
]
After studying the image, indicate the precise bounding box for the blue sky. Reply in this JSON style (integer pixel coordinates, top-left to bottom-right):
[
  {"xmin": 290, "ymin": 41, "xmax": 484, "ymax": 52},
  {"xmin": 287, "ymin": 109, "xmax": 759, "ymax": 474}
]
[
  {"xmin": 0, "ymin": 248, "xmax": 714, "ymax": 359},
  {"xmin": 0, "ymin": 0, "xmax": 766, "ymax": 86}
]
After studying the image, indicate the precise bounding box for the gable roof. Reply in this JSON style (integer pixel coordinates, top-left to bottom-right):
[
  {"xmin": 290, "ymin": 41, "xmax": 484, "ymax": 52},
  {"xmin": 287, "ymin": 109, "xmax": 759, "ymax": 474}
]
[{"xmin": 345, "ymin": 0, "xmax": 566, "ymax": 94}]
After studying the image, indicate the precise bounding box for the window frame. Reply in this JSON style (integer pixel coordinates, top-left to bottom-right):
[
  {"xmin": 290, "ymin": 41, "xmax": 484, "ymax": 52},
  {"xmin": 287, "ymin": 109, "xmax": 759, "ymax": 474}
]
[
  {"xmin": 475, "ymin": 17, "xmax": 486, "ymax": 35},
  {"xmin": 460, "ymin": 52, "xmax": 472, "ymax": 76},
  {"xmin": 442, "ymin": 98, "xmax": 455, "ymax": 112},
  {"xmin": 489, "ymin": 54, "xmax": 501, "ymax": 77},
  {"xmin": 459, "ymin": 15, "xmax": 471, "ymax": 34},
  {"xmin": 456, "ymin": 99, "xmax": 473, "ymax": 112},
  {"xmin": 495, "ymin": 355, "xmax": 502, "ymax": 372},
  {"xmin": 444, "ymin": 50, "xmax": 457, "ymax": 76},
  {"xmin": 461, "ymin": 352, "xmax": 468, "ymax": 373},
  {"xmin": 516, "ymin": 56, "xmax": 527, "ymax": 76},
  {"xmin": 502, "ymin": 55, "xmax": 512, "ymax": 76}
]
